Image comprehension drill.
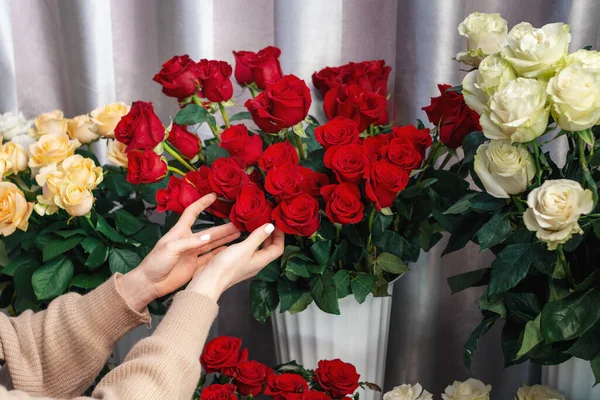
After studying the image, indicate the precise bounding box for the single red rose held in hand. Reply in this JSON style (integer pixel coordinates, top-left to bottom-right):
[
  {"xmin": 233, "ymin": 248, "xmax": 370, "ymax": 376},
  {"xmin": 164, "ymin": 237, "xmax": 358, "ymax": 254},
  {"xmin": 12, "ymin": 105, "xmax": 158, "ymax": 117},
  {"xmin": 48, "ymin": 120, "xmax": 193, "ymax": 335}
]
[
  {"xmin": 391, "ymin": 125, "xmax": 432, "ymax": 159},
  {"xmin": 200, "ymin": 336, "xmax": 246, "ymax": 374},
  {"xmin": 258, "ymin": 141, "xmax": 299, "ymax": 171},
  {"xmin": 324, "ymin": 144, "xmax": 370, "ymax": 185},
  {"xmin": 365, "ymin": 159, "xmax": 409, "ymax": 210},
  {"xmin": 321, "ymin": 182, "xmax": 364, "ymax": 225},
  {"xmin": 323, "ymin": 84, "xmax": 388, "ymax": 132},
  {"xmin": 153, "ymin": 55, "xmax": 201, "ymax": 100},
  {"xmin": 185, "ymin": 167, "xmax": 233, "ymax": 218},
  {"xmin": 272, "ymin": 194, "xmax": 320, "ymax": 237},
  {"xmin": 200, "ymin": 384, "xmax": 238, "ymax": 400},
  {"xmin": 313, "ymin": 359, "xmax": 360, "ymax": 399},
  {"xmin": 126, "ymin": 150, "xmax": 167, "ymax": 184},
  {"xmin": 115, "ymin": 101, "xmax": 166, "ymax": 152},
  {"xmin": 208, "ymin": 157, "xmax": 250, "ymax": 201},
  {"xmin": 197, "ymin": 59, "xmax": 234, "ymax": 103},
  {"xmin": 233, "ymin": 360, "xmax": 273, "ymax": 396},
  {"xmin": 314, "ymin": 116, "xmax": 361, "ymax": 149},
  {"xmin": 219, "ymin": 125, "xmax": 263, "ymax": 166},
  {"xmin": 229, "ymin": 184, "xmax": 274, "ymax": 232},
  {"xmin": 167, "ymin": 123, "xmax": 201, "ymax": 159},
  {"xmin": 264, "ymin": 373, "xmax": 309, "ymax": 400}
]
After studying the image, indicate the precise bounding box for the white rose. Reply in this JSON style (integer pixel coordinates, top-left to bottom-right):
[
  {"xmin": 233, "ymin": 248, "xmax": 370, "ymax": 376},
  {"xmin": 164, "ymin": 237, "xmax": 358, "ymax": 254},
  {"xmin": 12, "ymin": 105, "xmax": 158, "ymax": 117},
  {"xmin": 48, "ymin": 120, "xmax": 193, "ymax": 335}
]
[
  {"xmin": 67, "ymin": 115, "xmax": 100, "ymax": 144},
  {"xmin": 564, "ymin": 49, "xmax": 600, "ymax": 74},
  {"xmin": 516, "ymin": 384, "xmax": 565, "ymax": 400},
  {"xmin": 462, "ymin": 71, "xmax": 488, "ymax": 115},
  {"xmin": 478, "ymin": 54, "xmax": 517, "ymax": 95},
  {"xmin": 474, "ymin": 140, "xmax": 536, "ymax": 198},
  {"xmin": 456, "ymin": 12, "xmax": 508, "ymax": 67},
  {"xmin": 107, "ymin": 140, "xmax": 128, "ymax": 168},
  {"xmin": 0, "ymin": 112, "xmax": 32, "ymax": 141},
  {"xmin": 442, "ymin": 379, "xmax": 491, "ymax": 400},
  {"xmin": 502, "ymin": 22, "xmax": 571, "ymax": 78},
  {"xmin": 480, "ymin": 78, "xmax": 550, "ymax": 143},
  {"xmin": 524, "ymin": 179, "xmax": 593, "ymax": 250},
  {"xmin": 547, "ymin": 64, "xmax": 600, "ymax": 131},
  {"xmin": 384, "ymin": 383, "xmax": 432, "ymax": 400}
]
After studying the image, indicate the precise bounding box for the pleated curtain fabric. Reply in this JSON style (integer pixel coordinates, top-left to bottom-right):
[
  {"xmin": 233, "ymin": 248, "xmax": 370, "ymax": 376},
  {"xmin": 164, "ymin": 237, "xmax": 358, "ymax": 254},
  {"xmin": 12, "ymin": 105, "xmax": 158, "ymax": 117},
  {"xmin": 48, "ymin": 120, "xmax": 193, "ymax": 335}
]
[{"xmin": 1, "ymin": 0, "xmax": 600, "ymax": 398}]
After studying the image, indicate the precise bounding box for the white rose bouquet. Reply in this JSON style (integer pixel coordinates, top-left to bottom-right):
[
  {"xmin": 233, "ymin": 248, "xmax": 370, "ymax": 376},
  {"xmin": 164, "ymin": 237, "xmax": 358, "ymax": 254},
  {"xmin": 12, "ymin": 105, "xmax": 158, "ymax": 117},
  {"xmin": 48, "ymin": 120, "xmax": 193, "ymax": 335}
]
[
  {"xmin": 429, "ymin": 12, "xmax": 600, "ymax": 383},
  {"xmin": 0, "ymin": 105, "xmax": 167, "ymax": 315}
]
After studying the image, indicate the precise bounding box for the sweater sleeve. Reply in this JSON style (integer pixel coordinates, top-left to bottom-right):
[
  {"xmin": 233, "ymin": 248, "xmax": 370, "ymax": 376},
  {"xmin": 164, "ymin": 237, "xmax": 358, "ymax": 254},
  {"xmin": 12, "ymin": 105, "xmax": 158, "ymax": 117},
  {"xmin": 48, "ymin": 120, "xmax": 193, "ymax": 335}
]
[{"xmin": 0, "ymin": 274, "xmax": 151, "ymax": 398}]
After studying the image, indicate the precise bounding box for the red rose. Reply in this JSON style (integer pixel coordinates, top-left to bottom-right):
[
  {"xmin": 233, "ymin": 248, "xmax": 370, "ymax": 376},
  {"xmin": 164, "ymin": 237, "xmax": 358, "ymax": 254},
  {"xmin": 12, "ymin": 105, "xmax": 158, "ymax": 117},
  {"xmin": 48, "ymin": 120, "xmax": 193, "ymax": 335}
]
[
  {"xmin": 258, "ymin": 141, "xmax": 299, "ymax": 171},
  {"xmin": 314, "ymin": 117, "xmax": 361, "ymax": 149},
  {"xmin": 167, "ymin": 123, "xmax": 201, "ymax": 159},
  {"xmin": 232, "ymin": 51, "xmax": 255, "ymax": 86},
  {"xmin": 312, "ymin": 65, "xmax": 347, "ymax": 97},
  {"xmin": 152, "ymin": 55, "xmax": 200, "ymax": 100},
  {"xmin": 197, "ymin": 59, "xmax": 234, "ymax": 103},
  {"xmin": 220, "ymin": 125, "xmax": 263, "ymax": 166},
  {"xmin": 183, "ymin": 167, "xmax": 232, "ymax": 218},
  {"xmin": 208, "ymin": 157, "xmax": 250, "ymax": 201},
  {"xmin": 115, "ymin": 101, "xmax": 165, "ymax": 152},
  {"xmin": 200, "ymin": 336, "xmax": 246, "ymax": 374},
  {"xmin": 156, "ymin": 176, "xmax": 185, "ymax": 213},
  {"xmin": 298, "ymin": 390, "xmax": 331, "ymax": 400},
  {"xmin": 323, "ymin": 84, "xmax": 388, "ymax": 132},
  {"xmin": 314, "ymin": 359, "xmax": 360, "ymax": 399},
  {"xmin": 382, "ymin": 137, "xmax": 422, "ymax": 170},
  {"xmin": 272, "ymin": 194, "xmax": 320, "ymax": 237},
  {"xmin": 233, "ymin": 360, "xmax": 273, "ymax": 396},
  {"xmin": 300, "ymin": 169, "xmax": 330, "ymax": 198},
  {"xmin": 126, "ymin": 150, "xmax": 167, "ymax": 184},
  {"xmin": 200, "ymin": 384, "xmax": 238, "ymax": 400},
  {"xmin": 245, "ymin": 75, "xmax": 311, "ymax": 133},
  {"xmin": 233, "ymin": 46, "xmax": 284, "ymax": 90},
  {"xmin": 265, "ymin": 164, "xmax": 305, "ymax": 200},
  {"xmin": 363, "ymin": 133, "xmax": 391, "ymax": 161},
  {"xmin": 230, "ymin": 184, "xmax": 274, "ymax": 232},
  {"xmin": 321, "ymin": 183, "xmax": 364, "ymax": 225},
  {"xmin": 324, "ymin": 144, "xmax": 369, "ymax": 184},
  {"xmin": 265, "ymin": 373, "xmax": 309, "ymax": 400},
  {"xmin": 391, "ymin": 125, "xmax": 432, "ymax": 158},
  {"xmin": 422, "ymin": 84, "xmax": 481, "ymax": 148},
  {"xmin": 365, "ymin": 159, "xmax": 409, "ymax": 210},
  {"xmin": 312, "ymin": 60, "xmax": 390, "ymax": 97}
]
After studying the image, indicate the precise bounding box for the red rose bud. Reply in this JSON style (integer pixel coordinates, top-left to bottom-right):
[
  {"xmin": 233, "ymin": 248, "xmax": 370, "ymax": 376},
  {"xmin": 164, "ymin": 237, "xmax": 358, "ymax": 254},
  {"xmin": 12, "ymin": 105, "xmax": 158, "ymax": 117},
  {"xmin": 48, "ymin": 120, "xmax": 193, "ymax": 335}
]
[
  {"xmin": 126, "ymin": 150, "xmax": 167, "ymax": 184},
  {"xmin": 115, "ymin": 101, "xmax": 166, "ymax": 152},
  {"xmin": 382, "ymin": 136, "xmax": 422, "ymax": 170},
  {"xmin": 200, "ymin": 384, "xmax": 238, "ymax": 400},
  {"xmin": 314, "ymin": 117, "xmax": 361, "ymax": 149},
  {"xmin": 323, "ymin": 144, "xmax": 370, "ymax": 185},
  {"xmin": 167, "ymin": 123, "xmax": 201, "ymax": 159},
  {"xmin": 323, "ymin": 84, "xmax": 388, "ymax": 132},
  {"xmin": 229, "ymin": 184, "xmax": 274, "ymax": 233},
  {"xmin": 265, "ymin": 164, "xmax": 306, "ymax": 200},
  {"xmin": 313, "ymin": 60, "xmax": 390, "ymax": 97},
  {"xmin": 365, "ymin": 159, "xmax": 409, "ymax": 210},
  {"xmin": 422, "ymin": 84, "xmax": 481, "ymax": 148},
  {"xmin": 233, "ymin": 360, "xmax": 273, "ymax": 397},
  {"xmin": 258, "ymin": 141, "xmax": 299, "ymax": 171},
  {"xmin": 200, "ymin": 336, "xmax": 246, "ymax": 374},
  {"xmin": 321, "ymin": 183, "xmax": 364, "ymax": 225},
  {"xmin": 220, "ymin": 125, "xmax": 263, "ymax": 166},
  {"xmin": 264, "ymin": 373, "xmax": 309, "ymax": 400},
  {"xmin": 186, "ymin": 167, "xmax": 232, "ymax": 218},
  {"xmin": 391, "ymin": 125, "xmax": 432, "ymax": 158},
  {"xmin": 156, "ymin": 176, "xmax": 185, "ymax": 213},
  {"xmin": 233, "ymin": 50, "xmax": 255, "ymax": 86},
  {"xmin": 208, "ymin": 157, "xmax": 249, "ymax": 201},
  {"xmin": 314, "ymin": 359, "xmax": 360, "ymax": 399},
  {"xmin": 197, "ymin": 59, "xmax": 234, "ymax": 103},
  {"xmin": 245, "ymin": 75, "xmax": 311, "ymax": 133},
  {"xmin": 152, "ymin": 55, "xmax": 201, "ymax": 100},
  {"xmin": 272, "ymin": 194, "xmax": 320, "ymax": 237},
  {"xmin": 233, "ymin": 46, "xmax": 284, "ymax": 89}
]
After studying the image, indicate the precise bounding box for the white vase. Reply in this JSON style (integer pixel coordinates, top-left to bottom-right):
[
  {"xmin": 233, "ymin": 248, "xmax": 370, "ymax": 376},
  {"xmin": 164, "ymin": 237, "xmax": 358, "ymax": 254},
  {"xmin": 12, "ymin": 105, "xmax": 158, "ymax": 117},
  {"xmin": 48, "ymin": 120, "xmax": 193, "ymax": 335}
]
[
  {"xmin": 271, "ymin": 284, "xmax": 395, "ymax": 400},
  {"xmin": 542, "ymin": 358, "xmax": 600, "ymax": 400}
]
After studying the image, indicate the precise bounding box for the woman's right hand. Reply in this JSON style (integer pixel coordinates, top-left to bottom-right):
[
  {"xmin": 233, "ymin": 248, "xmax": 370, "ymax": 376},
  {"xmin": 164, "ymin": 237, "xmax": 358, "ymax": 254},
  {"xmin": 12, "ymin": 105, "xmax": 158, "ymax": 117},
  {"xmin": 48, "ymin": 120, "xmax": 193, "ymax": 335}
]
[{"xmin": 186, "ymin": 223, "xmax": 284, "ymax": 301}]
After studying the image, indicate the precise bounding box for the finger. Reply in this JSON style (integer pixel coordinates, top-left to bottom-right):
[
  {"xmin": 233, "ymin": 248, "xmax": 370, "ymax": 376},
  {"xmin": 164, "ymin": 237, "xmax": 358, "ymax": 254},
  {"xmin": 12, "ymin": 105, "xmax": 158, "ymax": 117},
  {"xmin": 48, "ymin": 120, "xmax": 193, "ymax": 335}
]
[
  {"xmin": 196, "ymin": 246, "xmax": 228, "ymax": 267},
  {"xmin": 243, "ymin": 223, "xmax": 276, "ymax": 251},
  {"xmin": 178, "ymin": 193, "xmax": 217, "ymax": 229},
  {"xmin": 252, "ymin": 227, "xmax": 285, "ymax": 266},
  {"xmin": 193, "ymin": 223, "xmax": 239, "ymax": 242},
  {"xmin": 194, "ymin": 231, "xmax": 241, "ymax": 254}
]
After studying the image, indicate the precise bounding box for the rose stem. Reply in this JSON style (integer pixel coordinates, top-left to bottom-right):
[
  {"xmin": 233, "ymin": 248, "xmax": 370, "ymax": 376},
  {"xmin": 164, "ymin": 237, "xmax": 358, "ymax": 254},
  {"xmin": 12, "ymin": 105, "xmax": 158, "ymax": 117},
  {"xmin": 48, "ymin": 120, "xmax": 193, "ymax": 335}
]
[
  {"xmin": 578, "ymin": 133, "xmax": 598, "ymax": 208},
  {"xmin": 218, "ymin": 103, "xmax": 231, "ymax": 129},
  {"xmin": 164, "ymin": 141, "xmax": 197, "ymax": 171},
  {"xmin": 294, "ymin": 134, "xmax": 306, "ymax": 161},
  {"xmin": 248, "ymin": 86, "xmax": 259, "ymax": 98},
  {"xmin": 168, "ymin": 166, "xmax": 186, "ymax": 177},
  {"xmin": 531, "ymin": 139, "xmax": 543, "ymax": 187},
  {"xmin": 438, "ymin": 152, "xmax": 453, "ymax": 170}
]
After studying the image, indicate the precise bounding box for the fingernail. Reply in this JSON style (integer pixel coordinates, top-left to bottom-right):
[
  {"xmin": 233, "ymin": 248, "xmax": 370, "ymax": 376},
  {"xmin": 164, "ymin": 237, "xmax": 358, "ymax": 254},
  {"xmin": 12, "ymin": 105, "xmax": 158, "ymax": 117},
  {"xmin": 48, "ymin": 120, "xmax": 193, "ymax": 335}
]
[
  {"xmin": 265, "ymin": 224, "xmax": 275, "ymax": 235},
  {"xmin": 199, "ymin": 233, "xmax": 211, "ymax": 241}
]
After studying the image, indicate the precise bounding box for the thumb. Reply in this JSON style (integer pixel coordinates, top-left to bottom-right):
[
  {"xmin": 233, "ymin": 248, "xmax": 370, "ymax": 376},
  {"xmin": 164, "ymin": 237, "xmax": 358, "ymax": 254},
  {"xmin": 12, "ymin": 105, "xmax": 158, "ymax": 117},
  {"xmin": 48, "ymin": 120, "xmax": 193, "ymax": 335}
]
[{"xmin": 243, "ymin": 223, "xmax": 276, "ymax": 251}]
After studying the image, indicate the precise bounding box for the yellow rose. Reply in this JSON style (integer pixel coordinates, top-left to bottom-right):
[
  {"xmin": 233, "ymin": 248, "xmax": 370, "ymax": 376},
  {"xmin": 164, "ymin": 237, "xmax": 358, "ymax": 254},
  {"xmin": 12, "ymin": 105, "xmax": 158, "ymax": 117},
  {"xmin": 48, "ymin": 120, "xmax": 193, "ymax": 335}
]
[
  {"xmin": 91, "ymin": 102, "xmax": 130, "ymax": 138},
  {"xmin": 35, "ymin": 163, "xmax": 64, "ymax": 193},
  {"xmin": 57, "ymin": 182, "xmax": 94, "ymax": 217},
  {"xmin": 0, "ymin": 182, "xmax": 34, "ymax": 236},
  {"xmin": 107, "ymin": 139, "xmax": 128, "ymax": 167},
  {"xmin": 442, "ymin": 379, "xmax": 491, "ymax": 400},
  {"xmin": 60, "ymin": 154, "xmax": 103, "ymax": 190},
  {"xmin": 0, "ymin": 142, "xmax": 29, "ymax": 174},
  {"xmin": 28, "ymin": 133, "xmax": 80, "ymax": 168},
  {"xmin": 33, "ymin": 110, "xmax": 68, "ymax": 136},
  {"xmin": 67, "ymin": 115, "xmax": 100, "ymax": 144},
  {"xmin": 516, "ymin": 384, "xmax": 564, "ymax": 400}
]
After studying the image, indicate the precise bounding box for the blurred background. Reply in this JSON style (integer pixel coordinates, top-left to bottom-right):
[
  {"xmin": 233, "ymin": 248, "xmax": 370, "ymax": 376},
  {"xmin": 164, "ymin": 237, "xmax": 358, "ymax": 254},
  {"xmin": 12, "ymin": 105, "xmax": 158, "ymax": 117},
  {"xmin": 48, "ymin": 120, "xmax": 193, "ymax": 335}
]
[{"xmin": 1, "ymin": 0, "xmax": 599, "ymax": 398}]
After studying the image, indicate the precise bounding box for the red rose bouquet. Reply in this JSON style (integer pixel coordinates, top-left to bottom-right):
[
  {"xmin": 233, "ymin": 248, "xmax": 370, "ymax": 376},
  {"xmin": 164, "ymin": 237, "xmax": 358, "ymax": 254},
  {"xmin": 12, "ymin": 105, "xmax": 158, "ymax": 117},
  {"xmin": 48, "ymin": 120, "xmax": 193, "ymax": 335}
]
[{"xmin": 117, "ymin": 47, "xmax": 455, "ymax": 320}]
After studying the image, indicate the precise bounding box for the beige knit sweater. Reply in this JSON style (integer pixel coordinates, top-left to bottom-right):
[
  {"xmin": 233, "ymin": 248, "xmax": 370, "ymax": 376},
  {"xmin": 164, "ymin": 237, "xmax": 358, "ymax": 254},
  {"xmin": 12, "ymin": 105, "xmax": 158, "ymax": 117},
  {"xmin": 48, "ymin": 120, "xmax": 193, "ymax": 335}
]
[{"xmin": 0, "ymin": 274, "xmax": 218, "ymax": 399}]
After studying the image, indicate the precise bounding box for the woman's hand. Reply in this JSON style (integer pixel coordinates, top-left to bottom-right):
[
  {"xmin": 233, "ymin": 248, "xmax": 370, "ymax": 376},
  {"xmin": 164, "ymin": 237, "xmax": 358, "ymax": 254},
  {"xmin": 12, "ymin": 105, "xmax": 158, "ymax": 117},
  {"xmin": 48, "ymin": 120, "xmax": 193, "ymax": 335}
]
[
  {"xmin": 118, "ymin": 193, "xmax": 241, "ymax": 311},
  {"xmin": 186, "ymin": 223, "xmax": 284, "ymax": 301}
]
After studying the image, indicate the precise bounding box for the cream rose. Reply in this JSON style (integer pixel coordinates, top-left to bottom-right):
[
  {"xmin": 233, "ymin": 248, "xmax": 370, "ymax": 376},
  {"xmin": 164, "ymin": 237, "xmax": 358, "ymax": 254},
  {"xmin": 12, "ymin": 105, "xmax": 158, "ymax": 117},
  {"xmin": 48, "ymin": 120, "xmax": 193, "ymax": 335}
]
[
  {"xmin": 33, "ymin": 109, "xmax": 68, "ymax": 136},
  {"xmin": 516, "ymin": 384, "xmax": 565, "ymax": 400},
  {"xmin": 456, "ymin": 12, "xmax": 508, "ymax": 67},
  {"xmin": 28, "ymin": 133, "xmax": 80, "ymax": 168},
  {"xmin": 0, "ymin": 182, "xmax": 34, "ymax": 236},
  {"xmin": 502, "ymin": 22, "xmax": 571, "ymax": 79},
  {"xmin": 565, "ymin": 49, "xmax": 600, "ymax": 74},
  {"xmin": 442, "ymin": 379, "xmax": 491, "ymax": 400},
  {"xmin": 478, "ymin": 54, "xmax": 517, "ymax": 95},
  {"xmin": 107, "ymin": 139, "xmax": 128, "ymax": 167},
  {"xmin": 91, "ymin": 102, "xmax": 130, "ymax": 138},
  {"xmin": 0, "ymin": 111, "xmax": 32, "ymax": 140},
  {"xmin": 56, "ymin": 182, "xmax": 94, "ymax": 217},
  {"xmin": 10, "ymin": 134, "xmax": 36, "ymax": 155},
  {"xmin": 0, "ymin": 142, "xmax": 29, "ymax": 174},
  {"xmin": 547, "ymin": 64, "xmax": 600, "ymax": 131},
  {"xmin": 67, "ymin": 115, "xmax": 100, "ymax": 144},
  {"xmin": 524, "ymin": 179, "xmax": 593, "ymax": 249},
  {"xmin": 60, "ymin": 154, "xmax": 103, "ymax": 189},
  {"xmin": 384, "ymin": 383, "xmax": 432, "ymax": 400},
  {"xmin": 462, "ymin": 71, "xmax": 488, "ymax": 115},
  {"xmin": 474, "ymin": 140, "xmax": 536, "ymax": 198},
  {"xmin": 480, "ymin": 78, "xmax": 550, "ymax": 143}
]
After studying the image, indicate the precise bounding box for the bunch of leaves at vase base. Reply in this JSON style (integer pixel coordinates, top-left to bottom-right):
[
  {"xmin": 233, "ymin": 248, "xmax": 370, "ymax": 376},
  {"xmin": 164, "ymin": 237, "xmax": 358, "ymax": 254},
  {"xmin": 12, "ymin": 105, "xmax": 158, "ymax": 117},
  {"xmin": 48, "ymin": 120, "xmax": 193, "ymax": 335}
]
[
  {"xmin": 442, "ymin": 129, "xmax": 600, "ymax": 383},
  {"xmin": 0, "ymin": 152, "xmax": 167, "ymax": 315}
]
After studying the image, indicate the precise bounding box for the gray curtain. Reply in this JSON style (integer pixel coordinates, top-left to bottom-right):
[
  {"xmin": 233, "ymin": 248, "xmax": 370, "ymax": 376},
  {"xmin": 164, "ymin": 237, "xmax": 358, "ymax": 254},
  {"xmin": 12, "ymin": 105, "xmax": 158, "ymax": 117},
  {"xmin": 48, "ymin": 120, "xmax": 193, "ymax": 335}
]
[{"xmin": 1, "ymin": 0, "xmax": 600, "ymax": 397}]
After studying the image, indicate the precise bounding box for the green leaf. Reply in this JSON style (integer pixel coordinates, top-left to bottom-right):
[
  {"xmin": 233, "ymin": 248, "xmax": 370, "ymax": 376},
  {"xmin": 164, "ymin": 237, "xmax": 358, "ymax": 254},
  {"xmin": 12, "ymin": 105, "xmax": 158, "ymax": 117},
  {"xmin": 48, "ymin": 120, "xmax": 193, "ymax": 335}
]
[
  {"xmin": 479, "ymin": 294, "xmax": 507, "ymax": 319},
  {"xmin": 442, "ymin": 211, "xmax": 488, "ymax": 255},
  {"xmin": 96, "ymin": 215, "xmax": 129, "ymax": 244},
  {"xmin": 85, "ymin": 243, "xmax": 109, "ymax": 270},
  {"xmin": 516, "ymin": 315, "xmax": 543, "ymax": 359},
  {"xmin": 108, "ymin": 248, "xmax": 141, "ymax": 274},
  {"xmin": 541, "ymin": 289, "xmax": 600, "ymax": 342},
  {"xmin": 310, "ymin": 272, "xmax": 340, "ymax": 314},
  {"xmin": 475, "ymin": 213, "xmax": 512, "ymax": 250},
  {"xmin": 174, "ymin": 104, "xmax": 216, "ymax": 126},
  {"xmin": 131, "ymin": 224, "xmax": 162, "ymax": 248},
  {"xmin": 464, "ymin": 315, "xmax": 497, "ymax": 369},
  {"xmin": 567, "ymin": 323, "xmax": 600, "ymax": 360},
  {"xmin": 399, "ymin": 178, "xmax": 438, "ymax": 199},
  {"xmin": 115, "ymin": 209, "xmax": 145, "ymax": 236},
  {"xmin": 74, "ymin": 148, "xmax": 101, "ymax": 166},
  {"xmin": 301, "ymin": 149, "xmax": 326, "ymax": 172},
  {"xmin": 32, "ymin": 256, "xmax": 74, "ymax": 301},
  {"xmin": 531, "ymin": 243, "xmax": 558, "ymax": 276},
  {"xmin": 462, "ymin": 131, "xmax": 486, "ymax": 164},
  {"xmin": 330, "ymin": 240, "xmax": 349, "ymax": 266},
  {"xmin": 80, "ymin": 236, "xmax": 103, "ymax": 253},
  {"xmin": 229, "ymin": 111, "xmax": 252, "ymax": 122},
  {"xmin": 333, "ymin": 270, "xmax": 351, "ymax": 299},
  {"xmin": 444, "ymin": 193, "xmax": 477, "ymax": 214},
  {"xmin": 447, "ymin": 268, "xmax": 490, "ymax": 294},
  {"xmin": 69, "ymin": 271, "xmax": 110, "ymax": 290},
  {"xmin": 351, "ymin": 274, "xmax": 377, "ymax": 304},
  {"xmin": 2, "ymin": 256, "xmax": 39, "ymax": 277},
  {"xmin": 205, "ymin": 144, "xmax": 229, "ymax": 165},
  {"xmin": 43, "ymin": 236, "xmax": 84, "ymax": 262},
  {"xmin": 288, "ymin": 292, "xmax": 313, "ymax": 314},
  {"xmin": 55, "ymin": 229, "xmax": 87, "ymax": 238},
  {"xmin": 578, "ymin": 129, "xmax": 595, "ymax": 147},
  {"xmin": 591, "ymin": 354, "xmax": 600, "ymax": 386},
  {"xmin": 256, "ymin": 260, "xmax": 280, "ymax": 282},
  {"xmin": 286, "ymin": 257, "xmax": 310, "ymax": 278},
  {"xmin": 489, "ymin": 243, "xmax": 534, "ymax": 295},
  {"xmin": 277, "ymin": 279, "xmax": 304, "ymax": 313},
  {"xmin": 310, "ymin": 240, "xmax": 331, "ymax": 266},
  {"xmin": 376, "ymin": 252, "xmax": 409, "ymax": 275},
  {"xmin": 469, "ymin": 192, "xmax": 507, "ymax": 212},
  {"xmin": 373, "ymin": 231, "xmax": 405, "ymax": 258},
  {"xmin": 372, "ymin": 213, "xmax": 394, "ymax": 238},
  {"xmin": 292, "ymin": 122, "xmax": 308, "ymax": 138},
  {"xmin": 505, "ymin": 293, "xmax": 541, "ymax": 324},
  {"xmin": 250, "ymin": 280, "xmax": 278, "ymax": 323}
]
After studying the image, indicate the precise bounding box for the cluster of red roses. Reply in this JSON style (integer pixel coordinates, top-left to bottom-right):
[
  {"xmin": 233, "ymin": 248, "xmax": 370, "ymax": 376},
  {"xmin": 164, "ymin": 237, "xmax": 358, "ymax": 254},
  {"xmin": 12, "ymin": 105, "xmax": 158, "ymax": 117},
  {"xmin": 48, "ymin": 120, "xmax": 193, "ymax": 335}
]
[{"xmin": 199, "ymin": 336, "xmax": 362, "ymax": 400}]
